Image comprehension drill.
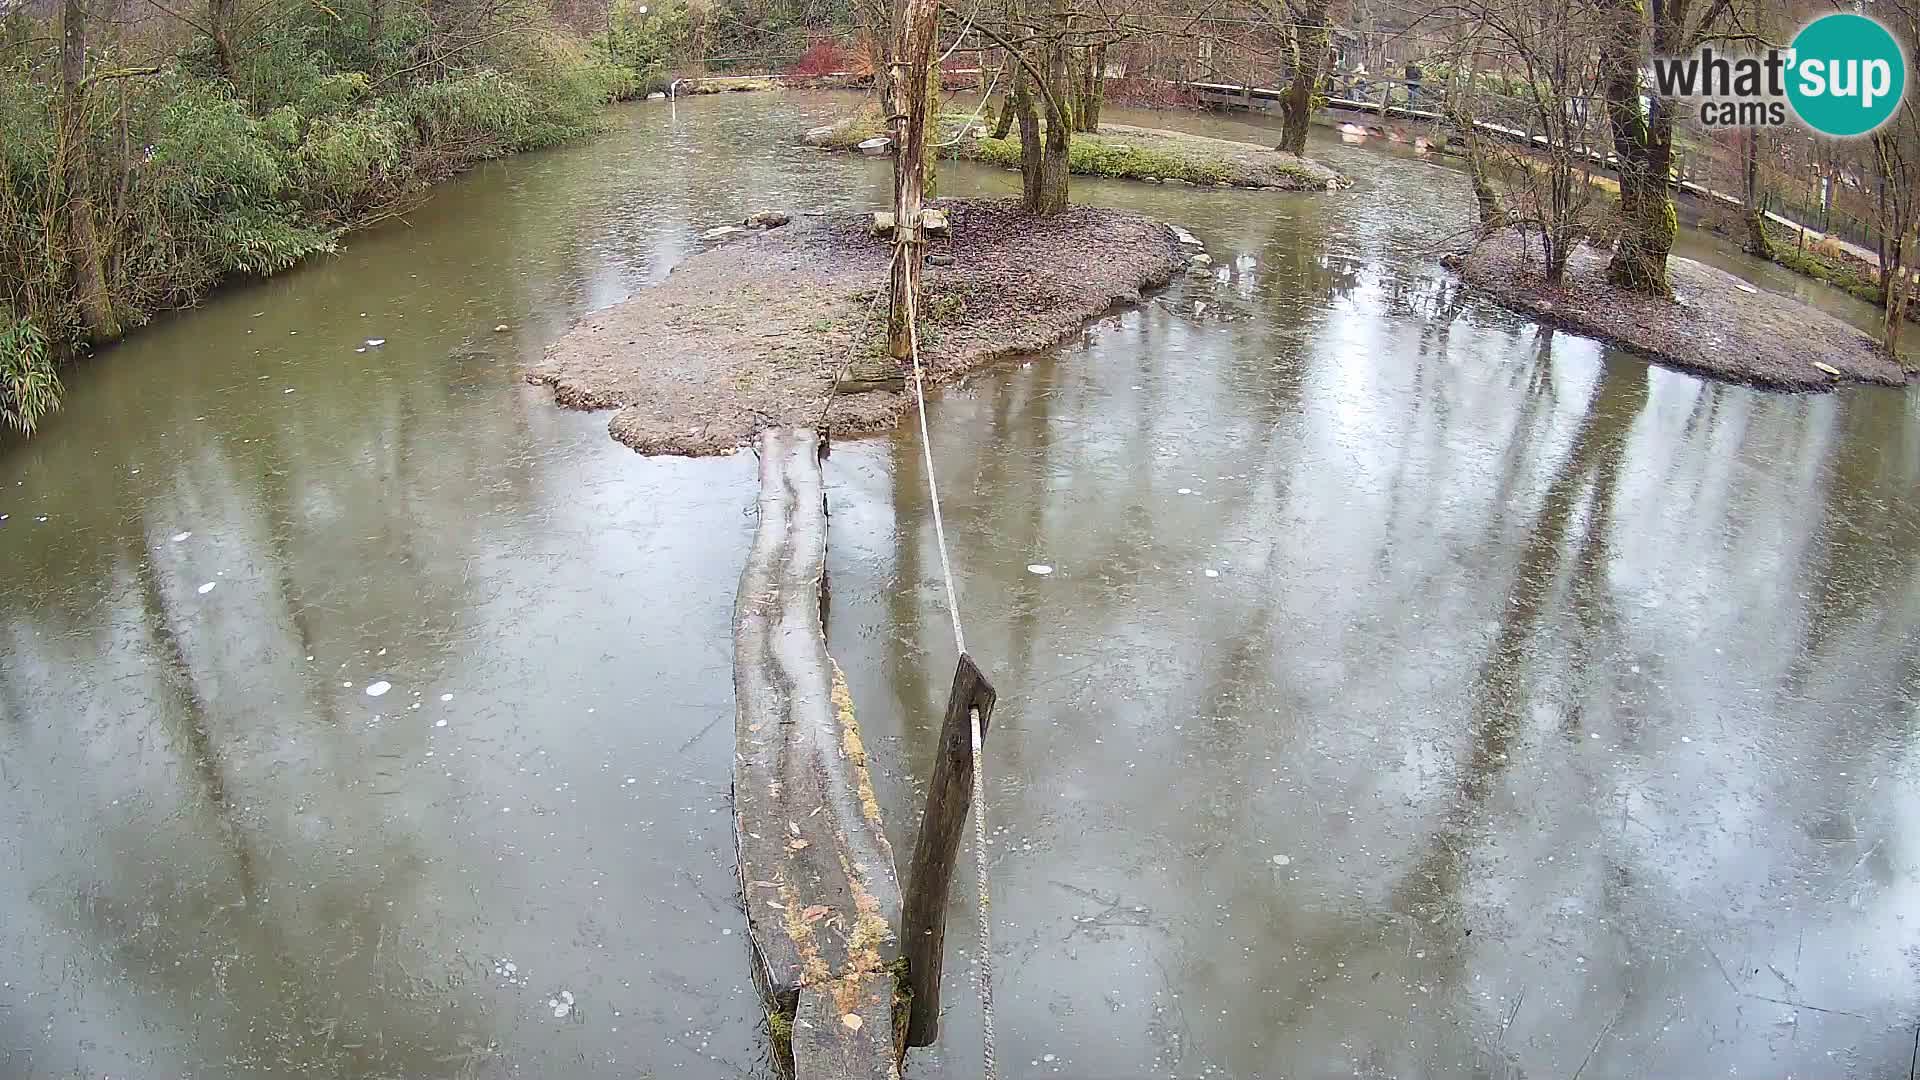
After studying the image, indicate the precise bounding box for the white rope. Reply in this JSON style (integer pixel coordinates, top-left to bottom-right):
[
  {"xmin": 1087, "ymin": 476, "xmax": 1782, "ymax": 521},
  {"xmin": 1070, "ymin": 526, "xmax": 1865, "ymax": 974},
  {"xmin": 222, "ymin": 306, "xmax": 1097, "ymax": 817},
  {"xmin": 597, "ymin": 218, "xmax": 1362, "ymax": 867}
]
[
  {"xmin": 815, "ymin": 247, "xmax": 901, "ymax": 434},
  {"xmin": 902, "ymin": 260, "xmax": 995, "ymax": 1080},
  {"xmin": 967, "ymin": 702, "xmax": 995, "ymax": 1079},
  {"xmin": 904, "ymin": 284, "xmax": 967, "ymax": 656},
  {"xmin": 937, "ymin": 0, "xmax": 983, "ymax": 66},
  {"xmin": 935, "ymin": 65, "xmax": 1003, "ymax": 149}
]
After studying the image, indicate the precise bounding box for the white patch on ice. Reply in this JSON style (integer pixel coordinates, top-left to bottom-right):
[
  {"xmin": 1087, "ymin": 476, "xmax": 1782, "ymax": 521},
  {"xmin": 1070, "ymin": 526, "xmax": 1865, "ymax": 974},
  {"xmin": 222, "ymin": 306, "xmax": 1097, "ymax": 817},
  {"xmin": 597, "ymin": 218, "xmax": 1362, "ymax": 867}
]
[
  {"xmin": 440, "ymin": 692, "xmax": 454, "ymax": 702},
  {"xmin": 365, "ymin": 338, "xmax": 386, "ymax": 347},
  {"xmin": 1027, "ymin": 564, "xmax": 1054, "ymax": 575},
  {"xmin": 365, "ymin": 680, "xmax": 392, "ymax": 697},
  {"xmin": 1271, "ymin": 854, "xmax": 1291, "ymax": 867},
  {"xmin": 197, "ymin": 582, "xmax": 217, "ymax": 595},
  {"xmin": 1177, "ymin": 488, "xmax": 1193, "ymax": 495},
  {"xmin": 171, "ymin": 531, "xmax": 192, "ymax": 542},
  {"xmin": 1204, "ymin": 569, "xmax": 1220, "ymax": 578},
  {"xmin": 435, "ymin": 718, "xmax": 447, "ymax": 728}
]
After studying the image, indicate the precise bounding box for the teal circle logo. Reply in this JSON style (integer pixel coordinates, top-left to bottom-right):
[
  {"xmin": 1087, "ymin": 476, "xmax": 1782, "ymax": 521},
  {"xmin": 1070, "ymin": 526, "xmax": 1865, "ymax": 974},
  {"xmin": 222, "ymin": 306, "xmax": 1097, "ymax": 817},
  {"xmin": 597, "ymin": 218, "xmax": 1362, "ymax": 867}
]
[{"xmin": 1787, "ymin": 13, "xmax": 1907, "ymax": 137}]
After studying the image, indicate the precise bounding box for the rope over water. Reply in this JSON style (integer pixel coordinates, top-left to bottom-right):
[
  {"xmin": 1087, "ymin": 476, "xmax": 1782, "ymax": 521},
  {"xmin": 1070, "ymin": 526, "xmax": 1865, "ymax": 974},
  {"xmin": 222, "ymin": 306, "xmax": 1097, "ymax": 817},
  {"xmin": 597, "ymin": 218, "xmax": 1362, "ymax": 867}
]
[{"xmin": 903, "ymin": 245, "xmax": 998, "ymax": 1080}]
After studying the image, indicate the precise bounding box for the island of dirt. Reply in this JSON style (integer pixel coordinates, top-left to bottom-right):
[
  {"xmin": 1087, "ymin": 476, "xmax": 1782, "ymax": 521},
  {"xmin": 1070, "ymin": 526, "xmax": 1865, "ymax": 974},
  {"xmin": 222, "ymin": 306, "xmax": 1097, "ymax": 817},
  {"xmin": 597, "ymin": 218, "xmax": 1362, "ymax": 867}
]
[
  {"xmin": 528, "ymin": 200, "xmax": 1184, "ymax": 455},
  {"xmin": 1448, "ymin": 231, "xmax": 1914, "ymax": 391},
  {"xmin": 807, "ymin": 112, "xmax": 1347, "ymax": 191}
]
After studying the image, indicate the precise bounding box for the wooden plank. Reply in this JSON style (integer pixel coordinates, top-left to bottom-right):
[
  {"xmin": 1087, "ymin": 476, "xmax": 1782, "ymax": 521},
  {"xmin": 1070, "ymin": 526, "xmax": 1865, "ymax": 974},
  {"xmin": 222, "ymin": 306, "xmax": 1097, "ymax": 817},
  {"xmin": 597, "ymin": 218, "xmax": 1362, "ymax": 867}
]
[
  {"xmin": 733, "ymin": 427, "xmax": 903, "ymax": 1076},
  {"xmin": 792, "ymin": 973, "xmax": 903, "ymax": 1080},
  {"xmin": 899, "ymin": 652, "xmax": 997, "ymax": 1047}
]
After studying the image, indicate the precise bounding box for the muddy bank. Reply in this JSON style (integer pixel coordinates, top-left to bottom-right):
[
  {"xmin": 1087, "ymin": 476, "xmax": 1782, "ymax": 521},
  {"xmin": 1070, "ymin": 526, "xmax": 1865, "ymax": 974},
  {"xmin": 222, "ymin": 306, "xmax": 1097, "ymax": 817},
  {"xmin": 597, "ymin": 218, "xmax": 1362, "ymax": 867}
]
[
  {"xmin": 807, "ymin": 112, "xmax": 1346, "ymax": 191},
  {"xmin": 1448, "ymin": 231, "xmax": 1912, "ymax": 390},
  {"xmin": 528, "ymin": 200, "xmax": 1184, "ymax": 455}
]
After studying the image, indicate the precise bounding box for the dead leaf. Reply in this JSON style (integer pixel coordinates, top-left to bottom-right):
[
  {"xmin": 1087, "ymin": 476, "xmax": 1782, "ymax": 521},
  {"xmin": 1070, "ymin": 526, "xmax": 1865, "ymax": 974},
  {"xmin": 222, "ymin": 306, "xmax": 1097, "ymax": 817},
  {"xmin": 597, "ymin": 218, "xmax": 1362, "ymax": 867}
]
[
  {"xmin": 788, "ymin": 821, "xmax": 802, "ymax": 837},
  {"xmin": 802, "ymin": 904, "xmax": 831, "ymax": 922},
  {"xmin": 842, "ymin": 1013, "xmax": 864, "ymax": 1031},
  {"xmin": 788, "ymin": 838, "xmax": 810, "ymax": 851}
]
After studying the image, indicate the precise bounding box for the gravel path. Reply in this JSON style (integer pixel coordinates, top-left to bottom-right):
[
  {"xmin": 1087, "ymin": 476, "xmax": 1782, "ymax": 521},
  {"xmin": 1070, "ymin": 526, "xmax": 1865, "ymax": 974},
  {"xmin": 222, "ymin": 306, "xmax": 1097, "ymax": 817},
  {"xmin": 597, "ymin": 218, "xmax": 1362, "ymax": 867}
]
[
  {"xmin": 1449, "ymin": 232, "xmax": 1912, "ymax": 391},
  {"xmin": 528, "ymin": 200, "xmax": 1184, "ymax": 455}
]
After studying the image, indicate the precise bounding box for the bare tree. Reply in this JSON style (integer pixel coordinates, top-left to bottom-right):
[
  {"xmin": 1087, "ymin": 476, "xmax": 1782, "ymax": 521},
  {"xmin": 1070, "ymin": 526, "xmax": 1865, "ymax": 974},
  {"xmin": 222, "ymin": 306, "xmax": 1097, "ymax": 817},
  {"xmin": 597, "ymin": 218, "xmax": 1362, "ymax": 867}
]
[
  {"xmin": 1743, "ymin": 128, "xmax": 1773, "ymax": 258},
  {"xmin": 1597, "ymin": 0, "xmax": 1734, "ymax": 298},
  {"xmin": 1868, "ymin": 0, "xmax": 1916, "ymax": 353},
  {"xmin": 1440, "ymin": 0, "xmax": 1608, "ymax": 283},
  {"xmin": 59, "ymin": 0, "xmax": 120, "ymax": 339},
  {"xmin": 1271, "ymin": 0, "xmax": 1333, "ymax": 154}
]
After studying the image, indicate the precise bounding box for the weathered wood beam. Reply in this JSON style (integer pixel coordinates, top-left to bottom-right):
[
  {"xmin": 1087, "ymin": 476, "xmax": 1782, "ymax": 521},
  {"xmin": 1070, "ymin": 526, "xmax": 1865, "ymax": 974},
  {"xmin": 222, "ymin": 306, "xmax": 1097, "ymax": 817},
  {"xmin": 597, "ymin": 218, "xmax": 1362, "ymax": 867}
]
[
  {"xmin": 899, "ymin": 652, "xmax": 997, "ymax": 1047},
  {"xmin": 733, "ymin": 427, "xmax": 904, "ymax": 1078}
]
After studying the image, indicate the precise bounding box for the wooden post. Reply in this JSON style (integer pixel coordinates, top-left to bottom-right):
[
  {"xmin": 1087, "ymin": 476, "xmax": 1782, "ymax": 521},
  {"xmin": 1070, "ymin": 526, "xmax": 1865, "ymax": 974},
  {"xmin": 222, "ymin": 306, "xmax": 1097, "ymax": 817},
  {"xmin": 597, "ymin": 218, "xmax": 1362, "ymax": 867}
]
[
  {"xmin": 886, "ymin": 0, "xmax": 939, "ymax": 362},
  {"xmin": 900, "ymin": 652, "xmax": 996, "ymax": 1048}
]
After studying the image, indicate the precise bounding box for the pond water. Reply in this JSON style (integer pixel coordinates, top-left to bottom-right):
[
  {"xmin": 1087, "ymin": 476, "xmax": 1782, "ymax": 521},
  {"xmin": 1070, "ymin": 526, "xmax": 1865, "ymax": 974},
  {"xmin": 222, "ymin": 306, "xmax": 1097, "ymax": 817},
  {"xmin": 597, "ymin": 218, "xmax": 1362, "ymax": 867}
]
[{"xmin": 2, "ymin": 90, "xmax": 1916, "ymax": 1079}]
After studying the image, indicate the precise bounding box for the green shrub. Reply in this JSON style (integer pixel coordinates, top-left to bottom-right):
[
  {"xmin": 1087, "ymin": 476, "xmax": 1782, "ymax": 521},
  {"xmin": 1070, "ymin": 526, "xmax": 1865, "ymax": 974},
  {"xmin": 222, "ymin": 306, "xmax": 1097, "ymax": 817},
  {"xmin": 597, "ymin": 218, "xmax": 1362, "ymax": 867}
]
[
  {"xmin": 141, "ymin": 78, "xmax": 337, "ymax": 279},
  {"xmin": 298, "ymin": 111, "xmax": 411, "ymax": 211},
  {"xmin": 0, "ymin": 3, "xmax": 638, "ymax": 433},
  {"xmin": 0, "ymin": 310, "xmax": 59, "ymax": 436},
  {"xmin": 963, "ymin": 129, "xmax": 1235, "ymax": 185},
  {"xmin": 604, "ymin": 0, "xmax": 691, "ymax": 93},
  {"xmin": 1068, "ymin": 138, "xmax": 1232, "ymax": 184}
]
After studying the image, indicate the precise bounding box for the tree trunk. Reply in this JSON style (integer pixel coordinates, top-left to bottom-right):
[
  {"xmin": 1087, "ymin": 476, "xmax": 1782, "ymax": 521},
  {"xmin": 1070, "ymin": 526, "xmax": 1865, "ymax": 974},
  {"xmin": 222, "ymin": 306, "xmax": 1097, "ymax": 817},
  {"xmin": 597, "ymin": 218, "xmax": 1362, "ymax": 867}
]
[
  {"xmin": 1070, "ymin": 44, "xmax": 1102, "ymax": 132},
  {"xmin": 368, "ymin": 0, "xmax": 385, "ymax": 74},
  {"xmin": 1599, "ymin": 0, "xmax": 1674, "ymax": 297},
  {"xmin": 922, "ymin": 52, "xmax": 939, "ymax": 199},
  {"xmin": 1012, "ymin": 57, "xmax": 1044, "ymax": 209},
  {"xmin": 1874, "ymin": 132, "xmax": 1912, "ymax": 354},
  {"xmin": 1277, "ymin": 0, "xmax": 1329, "ymax": 155},
  {"xmin": 60, "ymin": 0, "xmax": 119, "ymax": 342},
  {"xmin": 1082, "ymin": 44, "xmax": 1103, "ymax": 131},
  {"xmin": 208, "ymin": 0, "xmax": 236, "ymax": 79},
  {"xmin": 883, "ymin": 0, "xmax": 938, "ymax": 363},
  {"xmin": 1743, "ymin": 127, "xmax": 1773, "ymax": 259},
  {"xmin": 1464, "ymin": 140, "xmax": 1505, "ymax": 230},
  {"xmin": 865, "ymin": 24, "xmax": 889, "ymax": 108},
  {"xmin": 992, "ymin": 62, "xmax": 1018, "ymax": 138},
  {"xmin": 1032, "ymin": 38, "xmax": 1069, "ymax": 214},
  {"xmin": 1886, "ymin": 239, "xmax": 1907, "ymax": 354}
]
